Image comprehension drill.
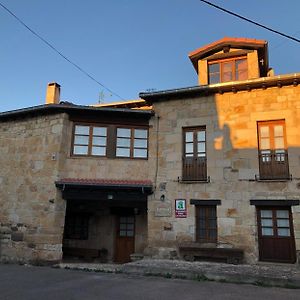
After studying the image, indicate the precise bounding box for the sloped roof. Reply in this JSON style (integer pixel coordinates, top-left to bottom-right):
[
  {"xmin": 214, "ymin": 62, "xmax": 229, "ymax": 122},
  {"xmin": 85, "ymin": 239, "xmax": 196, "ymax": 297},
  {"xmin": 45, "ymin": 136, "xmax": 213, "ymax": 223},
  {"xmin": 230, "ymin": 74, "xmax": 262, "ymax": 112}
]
[{"xmin": 188, "ymin": 37, "xmax": 268, "ymax": 73}]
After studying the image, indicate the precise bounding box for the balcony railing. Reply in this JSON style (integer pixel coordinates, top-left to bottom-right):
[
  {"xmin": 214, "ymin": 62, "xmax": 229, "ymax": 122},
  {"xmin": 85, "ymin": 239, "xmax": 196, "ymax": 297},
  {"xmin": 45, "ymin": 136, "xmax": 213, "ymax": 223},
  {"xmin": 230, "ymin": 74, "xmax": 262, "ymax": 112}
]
[{"xmin": 258, "ymin": 150, "xmax": 289, "ymax": 180}]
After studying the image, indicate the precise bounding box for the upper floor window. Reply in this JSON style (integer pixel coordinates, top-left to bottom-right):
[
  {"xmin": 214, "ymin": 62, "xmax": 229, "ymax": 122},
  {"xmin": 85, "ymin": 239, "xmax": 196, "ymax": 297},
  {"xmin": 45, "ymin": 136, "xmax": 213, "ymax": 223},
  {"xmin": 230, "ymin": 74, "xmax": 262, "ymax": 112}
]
[
  {"xmin": 116, "ymin": 128, "xmax": 148, "ymax": 159},
  {"xmin": 72, "ymin": 123, "xmax": 148, "ymax": 159},
  {"xmin": 208, "ymin": 57, "xmax": 247, "ymax": 84},
  {"xmin": 257, "ymin": 120, "xmax": 289, "ymax": 180},
  {"xmin": 182, "ymin": 127, "xmax": 207, "ymax": 181},
  {"xmin": 73, "ymin": 125, "xmax": 107, "ymax": 156}
]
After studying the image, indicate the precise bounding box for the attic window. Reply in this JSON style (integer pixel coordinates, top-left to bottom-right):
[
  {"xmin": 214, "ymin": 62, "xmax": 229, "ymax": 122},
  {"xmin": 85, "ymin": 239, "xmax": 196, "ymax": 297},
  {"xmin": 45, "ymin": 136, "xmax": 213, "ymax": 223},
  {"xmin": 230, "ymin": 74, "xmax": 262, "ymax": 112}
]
[{"xmin": 208, "ymin": 57, "xmax": 247, "ymax": 84}]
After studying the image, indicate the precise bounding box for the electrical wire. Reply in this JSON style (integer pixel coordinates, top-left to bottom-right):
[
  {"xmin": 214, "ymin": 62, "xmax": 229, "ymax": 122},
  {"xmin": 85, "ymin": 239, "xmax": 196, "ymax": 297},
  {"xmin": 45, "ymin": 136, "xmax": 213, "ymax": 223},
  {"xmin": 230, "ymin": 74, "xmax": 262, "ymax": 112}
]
[
  {"xmin": 0, "ymin": 2, "xmax": 124, "ymax": 100},
  {"xmin": 199, "ymin": 0, "xmax": 300, "ymax": 44}
]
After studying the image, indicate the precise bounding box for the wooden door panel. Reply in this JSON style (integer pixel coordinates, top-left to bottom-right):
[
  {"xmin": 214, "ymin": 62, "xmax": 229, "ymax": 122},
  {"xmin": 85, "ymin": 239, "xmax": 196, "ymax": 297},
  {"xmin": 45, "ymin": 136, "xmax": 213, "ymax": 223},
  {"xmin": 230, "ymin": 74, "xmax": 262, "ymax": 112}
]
[{"xmin": 115, "ymin": 216, "xmax": 135, "ymax": 263}]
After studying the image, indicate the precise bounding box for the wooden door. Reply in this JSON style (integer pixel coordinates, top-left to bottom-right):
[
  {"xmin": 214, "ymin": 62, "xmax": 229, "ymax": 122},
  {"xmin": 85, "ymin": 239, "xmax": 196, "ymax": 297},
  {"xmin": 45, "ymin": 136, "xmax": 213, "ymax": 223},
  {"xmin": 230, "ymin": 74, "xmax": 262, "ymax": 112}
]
[
  {"xmin": 196, "ymin": 206, "xmax": 217, "ymax": 243},
  {"xmin": 257, "ymin": 207, "xmax": 296, "ymax": 263},
  {"xmin": 115, "ymin": 216, "xmax": 135, "ymax": 263}
]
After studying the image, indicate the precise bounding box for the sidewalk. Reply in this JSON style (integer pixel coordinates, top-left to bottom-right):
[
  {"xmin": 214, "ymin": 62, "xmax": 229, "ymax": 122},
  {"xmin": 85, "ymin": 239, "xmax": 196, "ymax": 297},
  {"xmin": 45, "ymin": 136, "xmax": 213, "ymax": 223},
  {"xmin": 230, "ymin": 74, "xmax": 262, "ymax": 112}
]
[{"xmin": 56, "ymin": 259, "xmax": 300, "ymax": 288}]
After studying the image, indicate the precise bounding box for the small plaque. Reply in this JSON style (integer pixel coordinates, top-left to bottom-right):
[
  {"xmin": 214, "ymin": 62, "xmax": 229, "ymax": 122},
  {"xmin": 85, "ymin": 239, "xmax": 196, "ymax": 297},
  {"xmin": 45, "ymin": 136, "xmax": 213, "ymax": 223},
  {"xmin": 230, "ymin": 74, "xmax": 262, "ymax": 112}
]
[{"xmin": 175, "ymin": 199, "xmax": 187, "ymax": 218}]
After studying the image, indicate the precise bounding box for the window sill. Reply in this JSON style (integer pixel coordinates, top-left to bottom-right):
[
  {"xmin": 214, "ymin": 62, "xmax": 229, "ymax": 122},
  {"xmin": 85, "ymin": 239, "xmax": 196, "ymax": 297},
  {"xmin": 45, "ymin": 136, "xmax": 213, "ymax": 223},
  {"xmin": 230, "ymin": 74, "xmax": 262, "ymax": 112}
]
[
  {"xmin": 179, "ymin": 176, "xmax": 210, "ymax": 184},
  {"xmin": 255, "ymin": 174, "xmax": 292, "ymax": 182}
]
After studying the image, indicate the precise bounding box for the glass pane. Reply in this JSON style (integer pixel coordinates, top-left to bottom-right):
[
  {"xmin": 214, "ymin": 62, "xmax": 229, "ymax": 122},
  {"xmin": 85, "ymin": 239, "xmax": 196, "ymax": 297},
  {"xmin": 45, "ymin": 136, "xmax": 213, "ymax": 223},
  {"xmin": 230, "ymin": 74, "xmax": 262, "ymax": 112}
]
[
  {"xmin": 209, "ymin": 63, "xmax": 219, "ymax": 73},
  {"xmin": 209, "ymin": 208, "xmax": 216, "ymax": 218},
  {"xmin": 278, "ymin": 228, "xmax": 290, "ymax": 237},
  {"xmin": 93, "ymin": 127, "xmax": 107, "ymax": 136},
  {"xmin": 198, "ymin": 219, "xmax": 206, "ymax": 227},
  {"xmin": 74, "ymin": 135, "xmax": 89, "ymax": 145},
  {"xmin": 92, "ymin": 136, "xmax": 106, "ymax": 146},
  {"xmin": 75, "ymin": 125, "xmax": 89, "ymax": 135},
  {"xmin": 117, "ymin": 128, "xmax": 131, "ymax": 138},
  {"xmin": 235, "ymin": 59, "xmax": 247, "ymax": 80},
  {"xmin": 274, "ymin": 137, "xmax": 284, "ymax": 149},
  {"xmin": 199, "ymin": 229, "xmax": 206, "ymax": 238},
  {"xmin": 222, "ymin": 62, "xmax": 233, "ymax": 82},
  {"xmin": 134, "ymin": 139, "xmax": 147, "ymax": 148},
  {"xmin": 209, "ymin": 74, "xmax": 220, "ymax": 84},
  {"xmin": 260, "ymin": 138, "xmax": 270, "ymax": 150},
  {"xmin": 134, "ymin": 129, "xmax": 147, "ymax": 138},
  {"xmin": 260, "ymin": 126, "xmax": 270, "ymax": 138},
  {"xmin": 127, "ymin": 231, "xmax": 134, "ymax": 237},
  {"xmin": 186, "ymin": 153, "xmax": 193, "ymax": 157},
  {"xmin": 119, "ymin": 230, "xmax": 126, "ymax": 237},
  {"xmin": 198, "ymin": 142, "xmax": 205, "ymax": 153},
  {"xmin": 261, "ymin": 219, "xmax": 273, "ymax": 226},
  {"xmin": 197, "ymin": 131, "xmax": 205, "ymax": 142},
  {"xmin": 133, "ymin": 149, "xmax": 147, "ymax": 158},
  {"xmin": 116, "ymin": 148, "xmax": 130, "ymax": 157},
  {"xmin": 73, "ymin": 145, "xmax": 88, "ymax": 155},
  {"xmin": 209, "ymin": 219, "xmax": 216, "ymax": 228},
  {"xmin": 262, "ymin": 228, "xmax": 274, "ymax": 236},
  {"xmin": 127, "ymin": 224, "xmax": 134, "ymax": 230},
  {"xmin": 209, "ymin": 230, "xmax": 217, "ymax": 239},
  {"xmin": 185, "ymin": 132, "xmax": 193, "ymax": 143},
  {"xmin": 117, "ymin": 137, "xmax": 130, "ymax": 147},
  {"xmin": 120, "ymin": 224, "xmax": 127, "ymax": 230},
  {"xmin": 91, "ymin": 146, "xmax": 105, "ymax": 156},
  {"xmin": 276, "ymin": 210, "xmax": 289, "ymax": 218},
  {"xmin": 277, "ymin": 219, "xmax": 289, "ymax": 227},
  {"xmin": 127, "ymin": 217, "xmax": 134, "ymax": 223},
  {"xmin": 274, "ymin": 125, "xmax": 283, "ymax": 137},
  {"xmin": 261, "ymin": 210, "xmax": 272, "ymax": 218},
  {"xmin": 198, "ymin": 153, "xmax": 206, "ymax": 157},
  {"xmin": 185, "ymin": 143, "xmax": 193, "ymax": 154}
]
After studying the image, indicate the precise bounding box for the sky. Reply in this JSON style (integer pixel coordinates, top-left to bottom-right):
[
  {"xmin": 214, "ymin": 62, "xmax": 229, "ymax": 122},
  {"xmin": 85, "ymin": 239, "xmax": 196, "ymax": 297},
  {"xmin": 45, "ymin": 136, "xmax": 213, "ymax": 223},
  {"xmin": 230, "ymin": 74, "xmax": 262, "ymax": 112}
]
[{"xmin": 1, "ymin": 0, "xmax": 300, "ymax": 112}]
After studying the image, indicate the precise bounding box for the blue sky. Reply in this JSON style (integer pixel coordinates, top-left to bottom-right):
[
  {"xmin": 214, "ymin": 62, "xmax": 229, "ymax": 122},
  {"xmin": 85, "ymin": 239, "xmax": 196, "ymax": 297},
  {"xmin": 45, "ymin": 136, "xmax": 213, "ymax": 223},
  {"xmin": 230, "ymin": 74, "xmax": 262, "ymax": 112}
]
[{"xmin": 1, "ymin": 0, "xmax": 300, "ymax": 112}]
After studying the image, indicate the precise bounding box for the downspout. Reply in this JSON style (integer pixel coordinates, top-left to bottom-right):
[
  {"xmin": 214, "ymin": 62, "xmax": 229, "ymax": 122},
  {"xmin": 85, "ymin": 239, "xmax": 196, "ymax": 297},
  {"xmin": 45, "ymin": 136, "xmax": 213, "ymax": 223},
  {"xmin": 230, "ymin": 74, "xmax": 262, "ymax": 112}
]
[{"xmin": 154, "ymin": 114, "xmax": 160, "ymax": 190}]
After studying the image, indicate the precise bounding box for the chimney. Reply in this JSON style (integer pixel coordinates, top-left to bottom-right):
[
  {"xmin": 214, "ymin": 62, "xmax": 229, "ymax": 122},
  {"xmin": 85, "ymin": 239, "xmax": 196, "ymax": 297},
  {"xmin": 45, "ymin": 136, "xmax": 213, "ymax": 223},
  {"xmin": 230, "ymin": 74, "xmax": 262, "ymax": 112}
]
[{"xmin": 46, "ymin": 82, "xmax": 60, "ymax": 104}]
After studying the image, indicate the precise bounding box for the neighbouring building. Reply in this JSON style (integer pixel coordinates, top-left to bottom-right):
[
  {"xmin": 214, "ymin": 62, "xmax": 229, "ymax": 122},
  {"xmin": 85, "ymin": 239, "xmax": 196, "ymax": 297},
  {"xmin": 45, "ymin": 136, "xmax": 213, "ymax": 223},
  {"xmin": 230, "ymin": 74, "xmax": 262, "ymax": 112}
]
[{"xmin": 1, "ymin": 37, "xmax": 300, "ymax": 265}]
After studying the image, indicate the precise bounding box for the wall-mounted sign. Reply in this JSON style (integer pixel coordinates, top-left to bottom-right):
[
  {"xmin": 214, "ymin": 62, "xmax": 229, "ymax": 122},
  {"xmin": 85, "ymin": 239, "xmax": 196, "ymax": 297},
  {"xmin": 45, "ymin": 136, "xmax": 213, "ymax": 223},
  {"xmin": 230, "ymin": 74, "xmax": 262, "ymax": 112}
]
[{"xmin": 175, "ymin": 199, "xmax": 187, "ymax": 218}]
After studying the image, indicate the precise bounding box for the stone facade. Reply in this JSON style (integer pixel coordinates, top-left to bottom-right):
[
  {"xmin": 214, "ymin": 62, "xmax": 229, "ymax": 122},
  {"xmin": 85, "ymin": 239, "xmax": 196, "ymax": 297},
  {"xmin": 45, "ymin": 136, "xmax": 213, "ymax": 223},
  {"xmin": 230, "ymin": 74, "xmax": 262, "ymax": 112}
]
[{"xmin": 146, "ymin": 84, "xmax": 300, "ymax": 263}]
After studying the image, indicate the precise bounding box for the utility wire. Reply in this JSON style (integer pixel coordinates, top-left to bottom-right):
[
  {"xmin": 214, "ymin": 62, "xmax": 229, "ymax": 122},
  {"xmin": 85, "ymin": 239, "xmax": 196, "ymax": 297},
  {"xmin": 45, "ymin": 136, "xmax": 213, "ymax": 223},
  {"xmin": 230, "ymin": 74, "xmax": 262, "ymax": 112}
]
[
  {"xmin": 199, "ymin": 0, "xmax": 300, "ymax": 44},
  {"xmin": 0, "ymin": 2, "xmax": 124, "ymax": 100}
]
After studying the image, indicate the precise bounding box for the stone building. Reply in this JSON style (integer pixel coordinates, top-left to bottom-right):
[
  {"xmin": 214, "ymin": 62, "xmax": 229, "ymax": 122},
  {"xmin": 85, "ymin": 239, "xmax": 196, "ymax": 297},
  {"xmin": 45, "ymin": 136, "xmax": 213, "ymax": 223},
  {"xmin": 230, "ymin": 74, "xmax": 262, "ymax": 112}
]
[{"xmin": 1, "ymin": 37, "xmax": 300, "ymax": 264}]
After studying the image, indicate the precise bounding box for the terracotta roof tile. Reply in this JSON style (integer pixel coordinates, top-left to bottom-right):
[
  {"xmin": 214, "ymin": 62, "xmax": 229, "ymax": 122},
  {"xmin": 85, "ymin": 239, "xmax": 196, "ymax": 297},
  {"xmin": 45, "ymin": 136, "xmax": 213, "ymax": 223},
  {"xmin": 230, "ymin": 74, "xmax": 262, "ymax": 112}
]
[{"xmin": 57, "ymin": 178, "xmax": 153, "ymax": 187}]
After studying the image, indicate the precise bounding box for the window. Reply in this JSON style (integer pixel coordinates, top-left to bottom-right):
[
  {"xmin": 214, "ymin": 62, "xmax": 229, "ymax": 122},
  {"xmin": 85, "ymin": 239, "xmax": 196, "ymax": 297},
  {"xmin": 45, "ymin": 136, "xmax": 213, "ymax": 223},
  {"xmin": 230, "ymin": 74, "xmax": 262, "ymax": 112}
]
[
  {"xmin": 116, "ymin": 128, "xmax": 148, "ymax": 159},
  {"xmin": 182, "ymin": 127, "xmax": 207, "ymax": 181},
  {"xmin": 257, "ymin": 120, "xmax": 289, "ymax": 180},
  {"xmin": 73, "ymin": 124, "xmax": 107, "ymax": 156},
  {"xmin": 208, "ymin": 57, "xmax": 248, "ymax": 84},
  {"xmin": 64, "ymin": 214, "xmax": 89, "ymax": 240},
  {"xmin": 72, "ymin": 124, "xmax": 148, "ymax": 159},
  {"xmin": 196, "ymin": 206, "xmax": 217, "ymax": 243}
]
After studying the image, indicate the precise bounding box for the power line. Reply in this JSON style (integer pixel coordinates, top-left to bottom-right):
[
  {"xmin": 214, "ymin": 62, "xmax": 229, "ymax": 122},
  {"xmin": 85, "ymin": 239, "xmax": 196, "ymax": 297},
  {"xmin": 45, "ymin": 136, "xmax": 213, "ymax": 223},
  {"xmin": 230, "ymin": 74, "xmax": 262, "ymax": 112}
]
[
  {"xmin": 199, "ymin": 0, "xmax": 300, "ymax": 44},
  {"xmin": 0, "ymin": 2, "xmax": 124, "ymax": 100}
]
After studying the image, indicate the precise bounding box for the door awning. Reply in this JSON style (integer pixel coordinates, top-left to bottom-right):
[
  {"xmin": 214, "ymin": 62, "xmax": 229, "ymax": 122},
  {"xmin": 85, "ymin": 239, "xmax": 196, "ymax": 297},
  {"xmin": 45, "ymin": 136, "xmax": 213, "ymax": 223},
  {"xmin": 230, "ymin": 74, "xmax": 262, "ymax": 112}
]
[{"xmin": 55, "ymin": 178, "xmax": 153, "ymax": 194}]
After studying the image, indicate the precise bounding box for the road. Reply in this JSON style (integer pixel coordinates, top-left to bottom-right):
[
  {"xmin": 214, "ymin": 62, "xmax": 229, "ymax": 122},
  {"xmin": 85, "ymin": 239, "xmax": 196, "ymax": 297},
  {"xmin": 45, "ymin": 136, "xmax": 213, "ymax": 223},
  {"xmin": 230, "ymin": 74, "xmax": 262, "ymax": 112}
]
[{"xmin": 0, "ymin": 264, "xmax": 299, "ymax": 300}]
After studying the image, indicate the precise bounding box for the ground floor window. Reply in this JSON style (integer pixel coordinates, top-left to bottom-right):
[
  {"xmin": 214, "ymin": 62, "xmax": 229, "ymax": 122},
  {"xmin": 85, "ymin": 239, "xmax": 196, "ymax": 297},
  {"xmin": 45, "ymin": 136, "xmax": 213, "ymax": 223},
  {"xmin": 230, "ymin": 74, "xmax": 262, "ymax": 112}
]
[{"xmin": 64, "ymin": 214, "xmax": 90, "ymax": 240}]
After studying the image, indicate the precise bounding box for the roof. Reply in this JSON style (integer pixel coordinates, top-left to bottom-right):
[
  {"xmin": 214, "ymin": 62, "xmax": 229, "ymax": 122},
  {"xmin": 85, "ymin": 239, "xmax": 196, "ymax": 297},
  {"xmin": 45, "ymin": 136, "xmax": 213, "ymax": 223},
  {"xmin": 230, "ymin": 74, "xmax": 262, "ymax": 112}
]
[
  {"xmin": 0, "ymin": 103, "xmax": 154, "ymax": 122},
  {"xmin": 140, "ymin": 73, "xmax": 300, "ymax": 103},
  {"xmin": 55, "ymin": 178, "xmax": 153, "ymax": 193},
  {"xmin": 188, "ymin": 37, "xmax": 268, "ymax": 74},
  {"xmin": 93, "ymin": 99, "xmax": 151, "ymax": 110}
]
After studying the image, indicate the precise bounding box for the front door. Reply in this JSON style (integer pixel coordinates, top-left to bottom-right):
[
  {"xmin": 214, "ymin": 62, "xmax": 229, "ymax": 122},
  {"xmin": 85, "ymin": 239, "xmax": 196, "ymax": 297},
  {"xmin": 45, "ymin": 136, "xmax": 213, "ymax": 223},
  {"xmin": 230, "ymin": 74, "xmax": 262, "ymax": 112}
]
[
  {"xmin": 115, "ymin": 216, "xmax": 135, "ymax": 263},
  {"xmin": 257, "ymin": 207, "xmax": 296, "ymax": 263}
]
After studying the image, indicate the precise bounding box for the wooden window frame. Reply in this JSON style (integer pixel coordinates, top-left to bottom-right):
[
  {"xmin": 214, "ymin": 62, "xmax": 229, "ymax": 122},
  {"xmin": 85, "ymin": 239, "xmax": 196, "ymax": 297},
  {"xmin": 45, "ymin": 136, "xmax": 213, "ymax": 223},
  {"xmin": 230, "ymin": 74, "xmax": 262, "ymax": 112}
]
[
  {"xmin": 72, "ymin": 123, "xmax": 107, "ymax": 157},
  {"xmin": 208, "ymin": 56, "xmax": 248, "ymax": 84},
  {"xmin": 196, "ymin": 205, "xmax": 217, "ymax": 243},
  {"xmin": 71, "ymin": 123, "xmax": 149, "ymax": 160},
  {"xmin": 257, "ymin": 120, "xmax": 289, "ymax": 180},
  {"xmin": 116, "ymin": 126, "xmax": 149, "ymax": 159},
  {"xmin": 182, "ymin": 126, "xmax": 207, "ymax": 181}
]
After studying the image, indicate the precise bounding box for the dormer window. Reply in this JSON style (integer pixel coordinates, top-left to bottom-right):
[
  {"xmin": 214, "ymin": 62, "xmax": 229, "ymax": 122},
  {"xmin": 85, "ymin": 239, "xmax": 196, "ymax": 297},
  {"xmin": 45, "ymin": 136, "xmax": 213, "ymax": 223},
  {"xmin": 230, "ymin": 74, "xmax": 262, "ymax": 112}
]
[{"xmin": 208, "ymin": 57, "xmax": 248, "ymax": 84}]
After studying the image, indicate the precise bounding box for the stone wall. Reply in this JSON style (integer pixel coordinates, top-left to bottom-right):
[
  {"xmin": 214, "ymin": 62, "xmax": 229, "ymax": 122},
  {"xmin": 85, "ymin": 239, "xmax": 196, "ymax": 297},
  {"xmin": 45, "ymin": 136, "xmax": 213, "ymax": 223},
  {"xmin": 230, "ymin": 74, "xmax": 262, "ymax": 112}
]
[
  {"xmin": 0, "ymin": 113, "xmax": 68, "ymax": 264},
  {"xmin": 147, "ymin": 84, "xmax": 300, "ymax": 263}
]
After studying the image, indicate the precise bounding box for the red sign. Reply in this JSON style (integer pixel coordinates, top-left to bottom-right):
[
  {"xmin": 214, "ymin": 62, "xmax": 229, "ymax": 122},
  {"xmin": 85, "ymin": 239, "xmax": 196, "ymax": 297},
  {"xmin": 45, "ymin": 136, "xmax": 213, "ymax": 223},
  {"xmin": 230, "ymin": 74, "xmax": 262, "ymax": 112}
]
[{"xmin": 175, "ymin": 199, "xmax": 187, "ymax": 218}]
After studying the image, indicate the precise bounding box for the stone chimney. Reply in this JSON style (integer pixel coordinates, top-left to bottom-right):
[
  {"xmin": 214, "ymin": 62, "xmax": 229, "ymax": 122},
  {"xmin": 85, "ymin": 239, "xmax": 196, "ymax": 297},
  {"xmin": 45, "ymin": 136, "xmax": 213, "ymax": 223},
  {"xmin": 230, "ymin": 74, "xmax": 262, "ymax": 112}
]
[{"xmin": 45, "ymin": 82, "xmax": 60, "ymax": 104}]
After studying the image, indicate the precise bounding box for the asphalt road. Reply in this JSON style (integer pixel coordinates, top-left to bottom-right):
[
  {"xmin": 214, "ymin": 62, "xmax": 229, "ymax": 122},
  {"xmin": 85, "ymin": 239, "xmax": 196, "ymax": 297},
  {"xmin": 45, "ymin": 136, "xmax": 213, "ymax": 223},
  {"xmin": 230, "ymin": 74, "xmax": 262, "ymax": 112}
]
[{"xmin": 0, "ymin": 264, "xmax": 299, "ymax": 300}]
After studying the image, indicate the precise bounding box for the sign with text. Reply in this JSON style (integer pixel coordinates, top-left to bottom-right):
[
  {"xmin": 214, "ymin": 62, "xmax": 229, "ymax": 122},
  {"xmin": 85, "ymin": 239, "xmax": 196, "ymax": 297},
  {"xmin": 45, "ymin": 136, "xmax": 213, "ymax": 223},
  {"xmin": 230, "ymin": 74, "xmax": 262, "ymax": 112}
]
[{"xmin": 175, "ymin": 199, "xmax": 187, "ymax": 218}]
